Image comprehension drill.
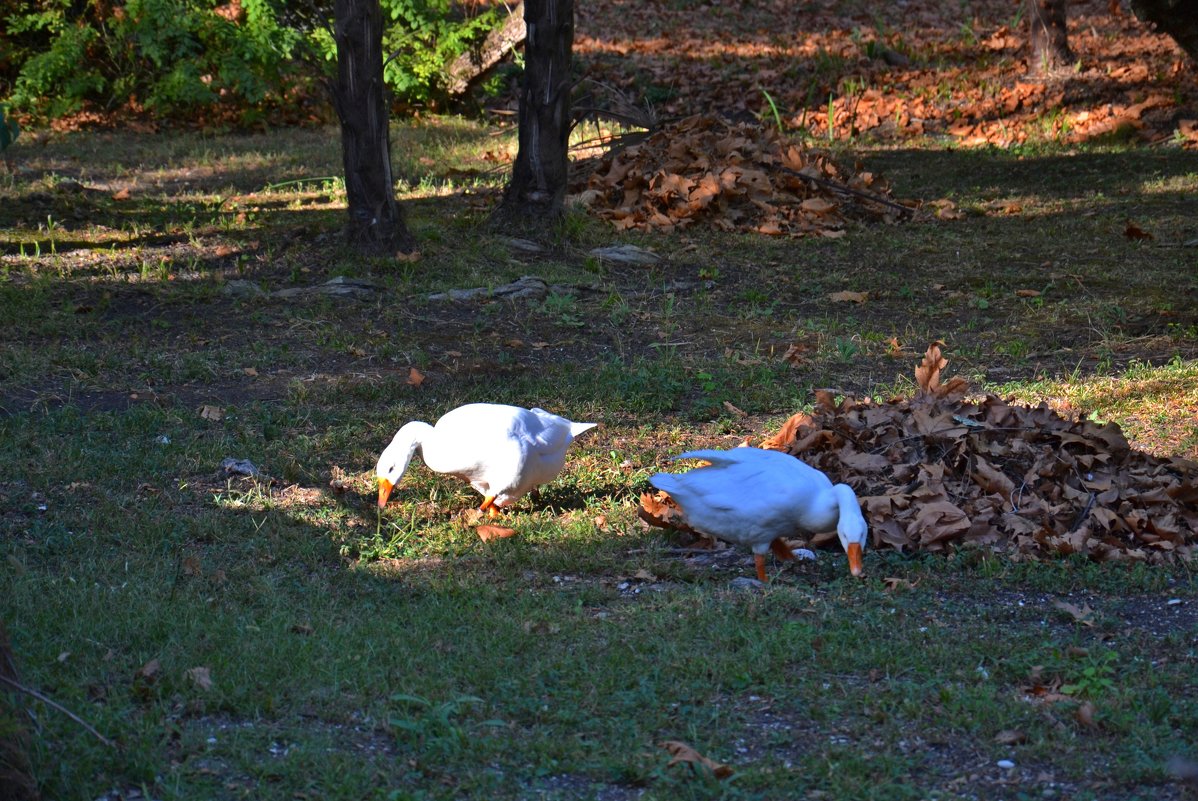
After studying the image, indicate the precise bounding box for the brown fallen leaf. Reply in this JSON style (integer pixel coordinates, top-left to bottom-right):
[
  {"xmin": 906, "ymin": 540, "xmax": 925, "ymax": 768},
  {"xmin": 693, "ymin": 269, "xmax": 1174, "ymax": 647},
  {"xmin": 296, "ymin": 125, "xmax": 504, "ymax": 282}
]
[
  {"xmin": 406, "ymin": 367, "xmax": 425, "ymax": 387},
  {"xmin": 828, "ymin": 290, "xmax": 869, "ymax": 303},
  {"xmin": 1075, "ymin": 700, "xmax": 1098, "ymax": 728},
  {"xmin": 994, "ymin": 729, "xmax": 1027, "ymax": 745},
  {"xmin": 1053, "ymin": 600, "xmax": 1096, "ymax": 627},
  {"xmin": 477, "ymin": 525, "xmax": 516, "ymax": 542},
  {"xmin": 112, "ymin": 187, "xmax": 131, "ymax": 201},
  {"xmin": 782, "ymin": 342, "xmax": 810, "ymax": 366},
  {"xmin": 134, "ymin": 658, "xmax": 161, "ymax": 682},
  {"xmin": 722, "ymin": 401, "xmax": 747, "ymax": 417},
  {"xmin": 660, "ymin": 740, "xmax": 734, "ymax": 779},
  {"xmin": 242, "ymin": 366, "xmax": 258, "ymax": 377},
  {"xmin": 181, "ymin": 555, "xmax": 202, "ymax": 577},
  {"xmin": 199, "ymin": 404, "xmax": 224, "ymax": 421},
  {"xmin": 638, "ymin": 491, "xmax": 698, "ymax": 534},
  {"xmin": 1124, "ymin": 222, "xmax": 1154, "ymax": 240},
  {"xmin": 800, "ymin": 197, "xmax": 837, "ymax": 215},
  {"xmin": 914, "ymin": 341, "xmax": 948, "ymax": 393},
  {"xmin": 186, "ymin": 666, "xmax": 213, "ymax": 692},
  {"xmin": 883, "ymin": 576, "xmax": 918, "ymax": 591},
  {"xmin": 1015, "ymin": 289, "xmax": 1041, "ymax": 298}
]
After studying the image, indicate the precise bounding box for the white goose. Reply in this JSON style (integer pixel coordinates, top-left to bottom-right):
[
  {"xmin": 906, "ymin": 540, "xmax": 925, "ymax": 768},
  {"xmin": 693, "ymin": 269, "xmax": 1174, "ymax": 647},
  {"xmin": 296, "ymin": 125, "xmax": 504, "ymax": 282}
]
[
  {"xmin": 376, "ymin": 403, "xmax": 597, "ymax": 517},
  {"xmin": 650, "ymin": 447, "xmax": 868, "ymax": 580}
]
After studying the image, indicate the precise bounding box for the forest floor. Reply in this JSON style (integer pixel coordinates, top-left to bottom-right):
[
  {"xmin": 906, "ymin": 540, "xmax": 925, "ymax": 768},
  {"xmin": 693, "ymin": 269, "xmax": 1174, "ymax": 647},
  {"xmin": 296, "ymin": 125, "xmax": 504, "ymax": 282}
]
[{"xmin": 2, "ymin": 1, "xmax": 1198, "ymax": 799}]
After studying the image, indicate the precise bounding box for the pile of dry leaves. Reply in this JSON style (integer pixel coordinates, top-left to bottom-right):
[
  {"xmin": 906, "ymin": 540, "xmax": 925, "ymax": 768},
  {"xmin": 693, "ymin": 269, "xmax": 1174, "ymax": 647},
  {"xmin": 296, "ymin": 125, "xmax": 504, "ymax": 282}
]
[
  {"xmin": 642, "ymin": 344, "xmax": 1198, "ymax": 563},
  {"xmin": 571, "ymin": 114, "xmax": 910, "ymax": 236}
]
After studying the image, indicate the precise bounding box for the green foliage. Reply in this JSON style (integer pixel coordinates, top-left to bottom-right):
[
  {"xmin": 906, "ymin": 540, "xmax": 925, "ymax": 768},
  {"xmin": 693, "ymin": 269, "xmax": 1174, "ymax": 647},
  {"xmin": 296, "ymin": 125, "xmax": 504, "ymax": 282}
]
[
  {"xmin": 2, "ymin": 0, "xmax": 508, "ymax": 120},
  {"xmin": 1061, "ymin": 651, "xmax": 1119, "ymax": 699}
]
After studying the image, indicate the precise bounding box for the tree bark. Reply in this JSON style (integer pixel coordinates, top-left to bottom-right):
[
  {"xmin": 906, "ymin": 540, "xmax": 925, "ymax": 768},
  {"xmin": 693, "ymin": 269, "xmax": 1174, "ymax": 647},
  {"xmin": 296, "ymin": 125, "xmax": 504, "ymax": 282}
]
[
  {"xmin": 445, "ymin": 2, "xmax": 527, "ymax": 97},
  {"xmin": 1130, "ymin": 0, "xmax": 1198, "ymax": 62},
  {"xmin": 494, "ymin": 0, "xmax": 574, "ymax": 227},
  {"xmin": 1027, "ymin": 0, "xmax": 1072, "ymax": 74},
  {"xmin": 332, "ymin": 0, "xmax": 416, "ymax": 255},
  {"xmin": 0, "ymin": 621, "xmax": 38, "ymax": 801}
]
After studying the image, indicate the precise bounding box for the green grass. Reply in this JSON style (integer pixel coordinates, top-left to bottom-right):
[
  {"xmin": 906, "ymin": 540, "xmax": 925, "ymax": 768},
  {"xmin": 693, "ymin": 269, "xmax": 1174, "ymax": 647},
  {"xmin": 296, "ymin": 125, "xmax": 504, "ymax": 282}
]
[{"xmin": 1, "ymin": 120, "xmax": 1197, "ymax": 800}]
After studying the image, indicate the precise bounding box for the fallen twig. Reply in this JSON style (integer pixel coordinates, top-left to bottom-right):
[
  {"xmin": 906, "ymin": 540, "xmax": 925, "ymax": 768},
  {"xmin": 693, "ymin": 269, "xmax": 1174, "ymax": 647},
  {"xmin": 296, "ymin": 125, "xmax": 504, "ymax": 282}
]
[
  {"xmin": 0, "ymin": 674, "xmax": 115, "ymax": 748},
  {"xmin": 770, "ymin": 162, "xmax": 916, "ymax": 218}
]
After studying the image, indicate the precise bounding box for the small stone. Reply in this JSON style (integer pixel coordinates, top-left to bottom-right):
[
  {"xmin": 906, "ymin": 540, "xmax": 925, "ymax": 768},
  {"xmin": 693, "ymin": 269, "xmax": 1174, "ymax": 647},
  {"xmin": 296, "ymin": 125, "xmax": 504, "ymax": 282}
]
[
  {"xmin": 220, "ymin": 457, "xmax": 260, "ymax": 478},
  {"xmin": 588, "ymin": 244, "xmax": 660, "ymax": 266},
  {"xmin": 428, "ymin": 275, "xmax": 548, "ymax": 302},
  {"xmin": 271, "ymin": 276, "xmax": 385, "ymax": 300},
  {"xmin": 729, "ymin": 576, "xmax": 767, "ymax": 591},
  {"xmin": 221, "ymin": 279, "xmax": 266, "ymax": 298},
  {"xmin": 502, "ymin": 237, "xmax": 545, "ymax": 254}
]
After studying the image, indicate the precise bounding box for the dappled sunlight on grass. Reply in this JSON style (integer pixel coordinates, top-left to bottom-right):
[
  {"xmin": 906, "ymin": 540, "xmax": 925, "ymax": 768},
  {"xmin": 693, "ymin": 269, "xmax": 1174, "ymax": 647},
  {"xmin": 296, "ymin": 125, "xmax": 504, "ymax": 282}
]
[{"xmin": 993, "ymin": 357, "xmax": 1198, "ymax": 457}]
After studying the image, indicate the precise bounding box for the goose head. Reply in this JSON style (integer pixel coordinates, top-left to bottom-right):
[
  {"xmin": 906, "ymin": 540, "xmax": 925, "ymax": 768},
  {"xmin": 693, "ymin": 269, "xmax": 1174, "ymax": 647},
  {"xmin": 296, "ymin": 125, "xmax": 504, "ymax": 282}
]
[
  {"xmin": 837, "ymin": 507, "xmax": 869, "ymax": 577},
  {"xmin": 375, "ymin": 421, "xmax": 430, "ymax": 508}
]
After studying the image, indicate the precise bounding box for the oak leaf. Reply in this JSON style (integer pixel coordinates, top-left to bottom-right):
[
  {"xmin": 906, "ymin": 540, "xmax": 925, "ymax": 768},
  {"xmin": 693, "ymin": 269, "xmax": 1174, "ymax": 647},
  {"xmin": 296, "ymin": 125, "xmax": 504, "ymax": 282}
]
[
  {"xmin": 186, "ymin": 666, "xmax": 213, "ymax": 691},
  {"xmin": 660, "ymin": 740, "xmax": 734, "ymax": 779},
  {"xmin": 477, "ymin": 525, "xmax": 516, "ymax": 542},
  {"xmin": 1053, "ymin": 600, "xmax": 1095, "ymax": 626},
  {"xmin": 994, "ymin": 729, "xmax": 1027, "ymax": 745}
]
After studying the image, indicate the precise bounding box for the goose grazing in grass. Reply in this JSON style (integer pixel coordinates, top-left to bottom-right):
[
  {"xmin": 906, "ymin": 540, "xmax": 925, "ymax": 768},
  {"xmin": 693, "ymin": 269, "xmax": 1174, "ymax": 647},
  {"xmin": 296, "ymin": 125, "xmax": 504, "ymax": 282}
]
[
  {"xmin": 650, "ymin": 447, "xmax": 868, "ymax": 581},
  {"xmin": 376, "ymin": 403, "xmax": 597, "ymax": 518}
]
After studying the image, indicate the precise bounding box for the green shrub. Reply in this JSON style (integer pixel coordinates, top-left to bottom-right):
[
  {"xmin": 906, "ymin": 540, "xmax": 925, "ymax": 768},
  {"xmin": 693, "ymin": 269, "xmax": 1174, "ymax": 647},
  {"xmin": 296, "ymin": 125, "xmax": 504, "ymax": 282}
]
[{"xmin": 2, "ymin": 0, "xmax": 510, "ymax": 122}]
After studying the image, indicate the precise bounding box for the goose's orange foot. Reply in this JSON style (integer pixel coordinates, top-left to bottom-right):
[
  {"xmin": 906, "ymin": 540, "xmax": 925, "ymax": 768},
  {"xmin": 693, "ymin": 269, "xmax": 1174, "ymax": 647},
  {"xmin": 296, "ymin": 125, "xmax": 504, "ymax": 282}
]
[
  {"xmin": 479, "ymin": 495, "xmax": 501, "ymax": 519},
  {"xmin": 754, "ymin": 553, "xmax": 769, "ymax": 583}
]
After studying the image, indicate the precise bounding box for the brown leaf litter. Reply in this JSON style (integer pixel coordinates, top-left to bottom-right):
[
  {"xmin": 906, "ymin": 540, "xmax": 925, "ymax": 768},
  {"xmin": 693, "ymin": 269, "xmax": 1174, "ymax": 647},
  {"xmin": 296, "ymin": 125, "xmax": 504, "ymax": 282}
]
[
  {"xmin": 573, "ymin": 114, "xmax": 911, "ymax": 236},
  {"xmin": 642, "ymin": 343, "xmax": 1198, "ymax": 564}
]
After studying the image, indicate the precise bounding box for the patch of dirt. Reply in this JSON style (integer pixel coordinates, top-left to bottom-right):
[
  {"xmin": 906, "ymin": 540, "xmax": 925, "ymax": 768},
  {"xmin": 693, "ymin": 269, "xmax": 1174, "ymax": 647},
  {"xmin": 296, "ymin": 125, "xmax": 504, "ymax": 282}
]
[
  {"xmin": 576, "ymin": 0, "xmax": 1198, "ymax": 148},
  {"xmin": 519, "ymin": 773, "xmax": 646, "ymax": 801}
]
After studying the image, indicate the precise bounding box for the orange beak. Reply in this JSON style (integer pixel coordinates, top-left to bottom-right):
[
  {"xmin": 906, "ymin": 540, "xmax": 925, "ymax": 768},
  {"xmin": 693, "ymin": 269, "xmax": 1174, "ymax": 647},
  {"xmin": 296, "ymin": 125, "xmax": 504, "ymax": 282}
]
[
  {"xmin": 377, "ymin": 478, "xmax": 394, "ymax": 508},
  {"xmin": 847, "ymin": 542, "xmax": 864, "ymax": 577}
]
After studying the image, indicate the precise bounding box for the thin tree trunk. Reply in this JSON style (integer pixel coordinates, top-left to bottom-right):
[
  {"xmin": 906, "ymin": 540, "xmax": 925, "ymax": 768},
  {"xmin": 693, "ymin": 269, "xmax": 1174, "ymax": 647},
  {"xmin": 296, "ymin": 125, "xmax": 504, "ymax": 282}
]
[
  {"xmin": 332, "ymin": 0, "xmax": 415, "ymax": 255},
  {"xmin": 0, "ymin": 621, "xmax": 38, "ymax": 801},
  {"xmin": 494, "ymin": 0, "xmax": 574, "ymax": 227},
  {"xmin": 1027, "ymin": 0, "xmax": 1073, "ymax": 74}
]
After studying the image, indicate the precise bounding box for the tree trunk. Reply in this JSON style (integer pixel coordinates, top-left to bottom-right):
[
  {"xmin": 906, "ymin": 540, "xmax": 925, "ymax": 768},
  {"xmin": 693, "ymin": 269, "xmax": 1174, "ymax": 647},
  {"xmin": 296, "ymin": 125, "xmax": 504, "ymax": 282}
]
[
  {"xmin": 1130, "ymin": 0, "xmax": 1198, "ymax": 62},
  {"xmin": 332, "ymin": 0, "xmax": 415, "ymax": 255},
  {"xmin": 494, "ymin": 0, "xmax": 574, "ymax": 227},
  {"xmin": 445, "ymin": 1, "xmax": 527, "ymax": 97},
  {"xmin": 0, "ymin": 622, "xmax": 38, "ymax": 801},
  {"xmin": 1027, "ymin": 0, "xmax": 1072, "ymax": 74}
]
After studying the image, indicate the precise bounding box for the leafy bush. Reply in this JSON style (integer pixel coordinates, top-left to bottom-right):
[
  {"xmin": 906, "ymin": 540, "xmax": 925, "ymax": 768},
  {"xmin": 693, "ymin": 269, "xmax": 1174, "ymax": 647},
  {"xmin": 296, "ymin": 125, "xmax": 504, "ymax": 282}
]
[{"xmin": 2, "ymin": 0, "xmax": 509, "ymax": 121}]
